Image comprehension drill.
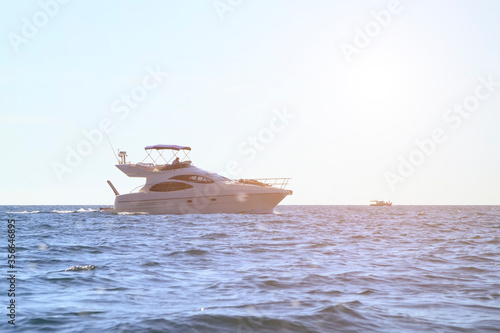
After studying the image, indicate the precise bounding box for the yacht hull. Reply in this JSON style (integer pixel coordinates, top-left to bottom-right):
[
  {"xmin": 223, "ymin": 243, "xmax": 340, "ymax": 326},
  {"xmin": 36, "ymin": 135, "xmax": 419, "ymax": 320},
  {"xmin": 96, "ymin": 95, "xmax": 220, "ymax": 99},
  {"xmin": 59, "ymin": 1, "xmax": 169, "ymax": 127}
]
[{"xmin": 114, "ymin": 191, "xmax": 288, "ymax": 214}]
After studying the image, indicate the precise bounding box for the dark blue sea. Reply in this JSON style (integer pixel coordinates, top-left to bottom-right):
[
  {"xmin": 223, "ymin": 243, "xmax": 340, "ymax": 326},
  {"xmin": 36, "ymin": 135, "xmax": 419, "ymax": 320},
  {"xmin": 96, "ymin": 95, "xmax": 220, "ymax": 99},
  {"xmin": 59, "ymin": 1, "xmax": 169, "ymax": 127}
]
[{"xmin": 1, "ymin": 205, "xmax": 500, "ymax": 332}]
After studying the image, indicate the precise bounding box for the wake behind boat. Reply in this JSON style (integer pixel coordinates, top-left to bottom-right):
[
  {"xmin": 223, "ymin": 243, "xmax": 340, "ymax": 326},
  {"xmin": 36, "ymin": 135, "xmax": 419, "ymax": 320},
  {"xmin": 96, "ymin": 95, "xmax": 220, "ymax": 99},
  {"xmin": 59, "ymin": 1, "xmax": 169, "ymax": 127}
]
[{"xmin": 103, "ymin": 145, "xmax": 292, "ymax": 214}]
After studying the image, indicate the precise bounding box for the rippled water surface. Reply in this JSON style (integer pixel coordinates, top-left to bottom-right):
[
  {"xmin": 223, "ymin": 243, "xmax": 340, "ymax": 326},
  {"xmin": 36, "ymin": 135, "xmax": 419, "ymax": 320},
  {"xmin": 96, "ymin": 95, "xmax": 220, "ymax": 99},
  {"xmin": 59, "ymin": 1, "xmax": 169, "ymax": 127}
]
[{"xmin": 2, "ymin": 205, "xmax": 500, "ymax": 332}]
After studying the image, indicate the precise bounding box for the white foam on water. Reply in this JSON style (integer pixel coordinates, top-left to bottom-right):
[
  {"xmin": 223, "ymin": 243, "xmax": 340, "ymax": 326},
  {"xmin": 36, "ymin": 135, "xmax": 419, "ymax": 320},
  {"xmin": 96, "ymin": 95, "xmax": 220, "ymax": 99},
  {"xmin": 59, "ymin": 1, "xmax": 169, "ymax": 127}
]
[
  {"xmin": 65, "ymin": 265, "xmax": 96, "ymax": 272},
  {"xmin": 117, "ymin": 211, "xmax": 149, "ymax": 215},
  {"xmin": 51, "ymin": 208, "xmax": 98, "ymax": 214},
  {"xmin": 6, "ymin": 210, "xmax": 40, "ymax": 214},
  {"xmin": 77, "ymin": 208, "xmax": 98, "ymax": 213}
]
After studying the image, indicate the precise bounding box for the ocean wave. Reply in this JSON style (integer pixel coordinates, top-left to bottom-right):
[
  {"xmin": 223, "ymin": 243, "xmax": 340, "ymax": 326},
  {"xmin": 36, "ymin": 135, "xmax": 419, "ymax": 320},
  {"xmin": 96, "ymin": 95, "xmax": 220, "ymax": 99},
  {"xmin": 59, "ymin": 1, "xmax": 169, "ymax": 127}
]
[
  {"xmin": 10, "ymin": 204, "xmax": 500, "ymax": 332},
  {"xmin": 6, "ymin": 210, "xmax": 40, "ymax": 214},
  {"xmin": 116, "ymin": 211, "xmax": 150, "ymax": 215},
  {"xmin": 65, "ymin": 265, "xmax": 96, "ymax": 272},
  {"xmin": 53, "ymin": 208, "xmax": 99, "ymax": 213},
  {"xmin": 168, "ymin": 249, "xmax": 208, "ymax": 256},
  {"xmin": 6, "ymin": 208, "xmax": 99, "ymax": 214},
  {"xmin": 106, "ymin": 315, "xmax": 312, "ymax": 333},
  {"xmin": 201, "ymin": 232, "xmax": 229, "ymax": 239}
]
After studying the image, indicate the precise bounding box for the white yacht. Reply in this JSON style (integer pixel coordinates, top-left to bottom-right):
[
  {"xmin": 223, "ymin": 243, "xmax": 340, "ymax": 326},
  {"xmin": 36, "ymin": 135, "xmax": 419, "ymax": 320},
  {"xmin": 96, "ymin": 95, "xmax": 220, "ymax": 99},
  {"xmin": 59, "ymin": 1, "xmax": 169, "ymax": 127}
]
[{"xmin": 104, "ymin": 145, "xmax": 292, "ymax": 214}]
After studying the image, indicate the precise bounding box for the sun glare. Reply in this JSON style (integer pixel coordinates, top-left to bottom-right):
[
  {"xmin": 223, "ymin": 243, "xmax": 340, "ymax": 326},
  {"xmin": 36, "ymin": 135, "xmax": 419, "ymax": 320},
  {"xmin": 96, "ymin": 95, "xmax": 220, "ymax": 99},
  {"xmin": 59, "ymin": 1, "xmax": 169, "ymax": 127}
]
[{"xmin": 345, "ymin": 55, "xmax": 408, "ymax": 124}]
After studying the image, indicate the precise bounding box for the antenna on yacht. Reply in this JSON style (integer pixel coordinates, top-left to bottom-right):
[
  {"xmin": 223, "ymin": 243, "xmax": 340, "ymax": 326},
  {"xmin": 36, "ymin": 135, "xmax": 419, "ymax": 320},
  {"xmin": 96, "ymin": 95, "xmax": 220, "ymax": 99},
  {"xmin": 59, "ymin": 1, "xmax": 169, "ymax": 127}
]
[
  {"xmin": 107, "ymin": 180, "xmax": 120, "ymax": 196},
  {"xmin": 104, "ymin": 132, "xmax": 120, "ymax": 164}
]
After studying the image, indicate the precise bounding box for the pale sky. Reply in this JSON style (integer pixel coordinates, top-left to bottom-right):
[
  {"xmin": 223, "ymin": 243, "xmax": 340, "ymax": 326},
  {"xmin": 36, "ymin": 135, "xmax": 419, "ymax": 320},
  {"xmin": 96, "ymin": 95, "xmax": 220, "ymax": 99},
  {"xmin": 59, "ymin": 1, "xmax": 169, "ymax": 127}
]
[{"xmin": 1, "ymin": 0, "xmax": 499, "ymax": 205}]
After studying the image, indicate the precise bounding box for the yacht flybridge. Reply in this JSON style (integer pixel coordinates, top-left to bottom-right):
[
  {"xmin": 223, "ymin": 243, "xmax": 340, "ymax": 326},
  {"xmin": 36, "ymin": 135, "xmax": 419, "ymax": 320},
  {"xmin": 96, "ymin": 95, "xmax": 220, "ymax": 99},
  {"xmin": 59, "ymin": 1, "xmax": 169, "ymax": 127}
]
[{"xmin": 104, "ymin": 145, "xmax": 292, "ymax": 214}]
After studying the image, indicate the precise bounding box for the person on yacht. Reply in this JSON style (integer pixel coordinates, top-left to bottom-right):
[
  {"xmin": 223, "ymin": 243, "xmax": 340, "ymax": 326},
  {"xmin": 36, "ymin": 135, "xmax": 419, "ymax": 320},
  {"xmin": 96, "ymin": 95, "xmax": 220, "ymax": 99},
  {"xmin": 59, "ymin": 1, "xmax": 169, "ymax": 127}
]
[{"xmin": 172, "ymin": 157, "xmax": 180, "ymax": 165}]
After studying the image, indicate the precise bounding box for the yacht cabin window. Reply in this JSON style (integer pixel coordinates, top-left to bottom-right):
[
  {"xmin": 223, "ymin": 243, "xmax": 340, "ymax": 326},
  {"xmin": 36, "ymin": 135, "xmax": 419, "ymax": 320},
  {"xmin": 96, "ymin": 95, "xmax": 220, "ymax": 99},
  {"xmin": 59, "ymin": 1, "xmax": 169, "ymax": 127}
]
[
  {"xmin": 169, "ymin": 174, "xmax": 214, "ymax": 184},
  {"xmin": 149, "ymin": 182, "xmax": 193, "ymax": 192}
]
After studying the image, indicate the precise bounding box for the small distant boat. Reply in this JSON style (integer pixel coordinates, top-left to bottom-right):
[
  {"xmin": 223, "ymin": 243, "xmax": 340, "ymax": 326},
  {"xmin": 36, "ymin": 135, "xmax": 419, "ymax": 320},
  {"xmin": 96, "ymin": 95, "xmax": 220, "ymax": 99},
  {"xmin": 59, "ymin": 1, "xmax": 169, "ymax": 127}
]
[{"xmin": 370, "ymin": 200, "xmax": 392, "ymax": 206}]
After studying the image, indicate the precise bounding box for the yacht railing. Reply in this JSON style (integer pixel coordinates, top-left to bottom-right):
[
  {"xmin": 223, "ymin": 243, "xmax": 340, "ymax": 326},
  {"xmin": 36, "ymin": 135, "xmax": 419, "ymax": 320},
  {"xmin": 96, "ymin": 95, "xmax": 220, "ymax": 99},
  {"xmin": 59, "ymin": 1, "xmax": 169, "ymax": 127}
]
[
  {"xmin": 234, "ymin": 178, "xmax": 291, "ymax": 190},
  {"xmin": 136, "ymin": 162, "xmax": 155, "ymax": 168},
  {"xmin": 130, "ymin": 185, "xmax": 144, "ymax": 193},
  {"xmin": 129, "ymin": 177, "xmax": 291, "ymax": 195}
]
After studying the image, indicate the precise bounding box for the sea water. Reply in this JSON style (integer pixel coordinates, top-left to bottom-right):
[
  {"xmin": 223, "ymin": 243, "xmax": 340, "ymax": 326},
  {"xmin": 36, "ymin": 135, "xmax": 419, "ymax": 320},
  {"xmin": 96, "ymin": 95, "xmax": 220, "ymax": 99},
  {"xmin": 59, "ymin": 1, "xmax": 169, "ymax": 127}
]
[{"xmin": 1, "ymin": 205, "xmax": 499, "ymax": 332}]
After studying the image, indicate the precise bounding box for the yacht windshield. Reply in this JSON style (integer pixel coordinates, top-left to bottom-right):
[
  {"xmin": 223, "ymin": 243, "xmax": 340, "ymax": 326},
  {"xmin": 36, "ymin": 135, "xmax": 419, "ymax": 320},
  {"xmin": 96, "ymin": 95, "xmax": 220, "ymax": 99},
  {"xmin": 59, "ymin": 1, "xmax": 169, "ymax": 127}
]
[
  {"xmin": 208, "ymin": 173, "xmax": 230, "ymax": 181},
  {"xmin": 169, "ymin": 175, "xmax": 214, "ymax": 184}
]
